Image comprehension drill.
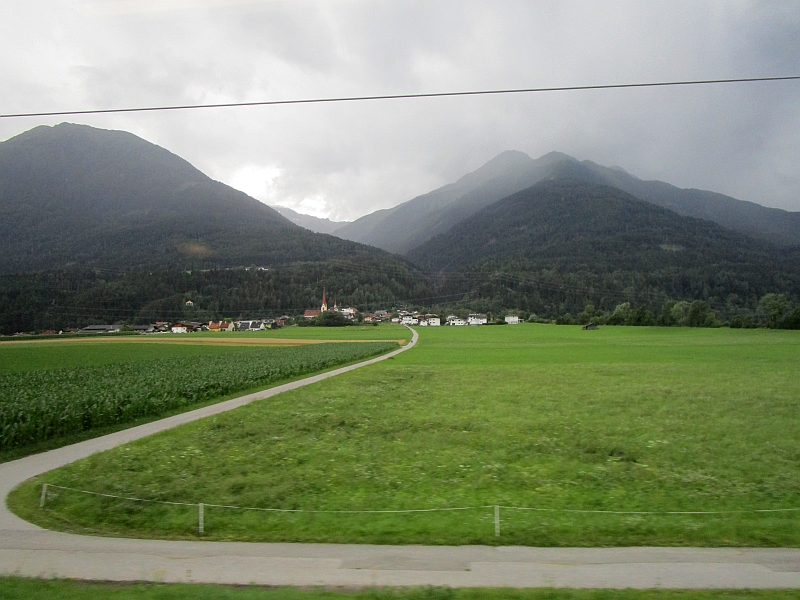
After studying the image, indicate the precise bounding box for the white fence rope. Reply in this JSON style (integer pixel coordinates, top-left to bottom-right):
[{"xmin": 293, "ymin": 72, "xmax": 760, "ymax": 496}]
[
  {"xmin": 498, "ymin": 505, "xmax": 800, "ymax": 514},
  {"xmin": 42, "ymin": 483, "xmax": 800, "ymax": 515}
]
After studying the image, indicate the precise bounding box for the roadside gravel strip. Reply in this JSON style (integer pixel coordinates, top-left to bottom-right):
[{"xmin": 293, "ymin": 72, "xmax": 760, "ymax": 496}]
[{"xmin": 2, "ymin": 326, "xmax": 799, "ymax": 588}]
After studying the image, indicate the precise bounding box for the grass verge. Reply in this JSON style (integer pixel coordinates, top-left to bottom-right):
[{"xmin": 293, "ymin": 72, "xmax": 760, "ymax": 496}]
[{"xmin": 0, "ymin": 578, "xmax": 797, "ymax": 600}]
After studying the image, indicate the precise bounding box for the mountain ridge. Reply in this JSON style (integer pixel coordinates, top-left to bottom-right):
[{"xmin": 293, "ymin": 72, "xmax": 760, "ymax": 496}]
[
  {"xmin": 0, "ymin": 123, "xmax": 408, "ymax": 274},
  {"xmin": 331, "ymin": 150, "xmax": 800, "ymax": 253},
  {"xmin": 408, "ymin": 179, "xmax": 800, "ymax": 314},
  {"xmin": 271, "ymin": 205, "xmax": 348, "ymax": 234}
]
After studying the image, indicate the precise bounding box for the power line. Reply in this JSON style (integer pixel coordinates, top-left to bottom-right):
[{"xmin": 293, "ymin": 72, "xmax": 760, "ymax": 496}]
[{"xmin": 2, "ymin": 76, "xmax": 798, "ymax": 119}]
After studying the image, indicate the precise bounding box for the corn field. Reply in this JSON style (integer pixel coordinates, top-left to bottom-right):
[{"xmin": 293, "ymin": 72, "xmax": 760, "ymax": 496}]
[{"xmin": 0, "ymin": 342, "xmax": 395, "ymax": 450}]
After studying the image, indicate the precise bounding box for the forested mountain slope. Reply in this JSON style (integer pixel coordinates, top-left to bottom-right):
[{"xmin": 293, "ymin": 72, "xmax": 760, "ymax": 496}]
[
  {"xmin": 408, "ymin": 180, "xmax": 800, "ymax": 315},
  {"xmin": 334, "ymin": 150, "xmax": 562, "ymax": 254},
  {"xmin": 0, "ymin": 123, "xmax": 402, "ymax": 273},
  {"xmin": 334, "ymin": 150, "xmax": 800, "ymax": 253},
  {"xmin": 544, "ymin": 156, "xmax": 800, "ymax": 246}
]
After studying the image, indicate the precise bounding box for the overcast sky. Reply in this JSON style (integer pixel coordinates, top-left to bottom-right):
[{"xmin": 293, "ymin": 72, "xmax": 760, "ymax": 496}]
[{"xmin": 2, "ymin": 0, "xmax": 799, "ymax": 220}]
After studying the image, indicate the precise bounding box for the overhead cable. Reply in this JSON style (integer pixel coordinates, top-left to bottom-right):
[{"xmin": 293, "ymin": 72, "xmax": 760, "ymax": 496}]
[{"xmin": 1, "ymin": 76, "xmax": 798, "ymax": 119}]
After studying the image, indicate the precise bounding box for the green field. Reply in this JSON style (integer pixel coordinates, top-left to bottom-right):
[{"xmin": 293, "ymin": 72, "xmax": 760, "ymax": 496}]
[
  {"xmin": 210, "ymin": 323, "xmax": 412, "ymax": 342},
  {"xmin": 0, "ymin": 326, "xmax": 404, "ymax": 461},
  {"xmin": 2, "ymin": 578, "xmax": 796, "ymax": 600},
  {"xmin": 9, "ymin": 325, "xmax": 800, "ymax": 546},
  {"xmin": 0, "ymin": 324, "xmax": 412, "ymax": 374},
  {"xmin": 0, "ymin": 339, "xmax": 271, "ymax": 373}
]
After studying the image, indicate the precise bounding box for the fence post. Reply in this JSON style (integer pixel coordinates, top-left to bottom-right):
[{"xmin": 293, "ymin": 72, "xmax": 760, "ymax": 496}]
[
  {"xmin": 494, "ymin": 505, "xmax": 500, "ymax": 537},
  {"xmin": 198, "ymin": 503, "xmax": 204, "ymax": 535},
  {"xmin": 39, "ymin": 483, "xmax": 48, "ymax": 509}
]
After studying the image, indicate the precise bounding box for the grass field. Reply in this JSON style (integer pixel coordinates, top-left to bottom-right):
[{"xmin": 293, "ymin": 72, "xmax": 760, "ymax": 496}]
[
  {"xmin": 2, "ymin": 578, "xmax": 796, "ymax": 600},
  {"xmin": 9, "ymin": 325, "xmax": 800, "ymax": 546}
]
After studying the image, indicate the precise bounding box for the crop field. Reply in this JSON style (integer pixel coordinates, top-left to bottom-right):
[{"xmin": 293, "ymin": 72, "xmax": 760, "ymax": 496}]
[
  {"xmin": 0, "ymin": 323, "xmax": 411, "ymax": 363},
  {"xmin": 0, "ymin": 338, "xmax": 280, "ymax": 373},
  {"xmin": 10, "ymin": 325, "xmax": 800, "ymax": 546},
  {"xmin": 0, "ymin": 339, "xmax": 398, "ymax": 458}
]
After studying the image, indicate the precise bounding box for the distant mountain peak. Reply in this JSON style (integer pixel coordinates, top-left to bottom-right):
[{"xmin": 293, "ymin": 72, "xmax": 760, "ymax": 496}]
[
  {"xmin": 537, "ymin": 150, "xmax": 578, "ymax": 163},
  {"xmin": 452, "ymin": 150, "xmax": 535, "ymax": 188},
  {"xmin": 271, "ymin": 205, "xmax": 348, "ymax": 235}
]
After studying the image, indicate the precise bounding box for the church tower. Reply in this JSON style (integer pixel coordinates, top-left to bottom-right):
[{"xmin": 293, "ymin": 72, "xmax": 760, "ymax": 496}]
[{"xmin": 321, "ymin": 288, "xmax": 328, "ymax": 313}]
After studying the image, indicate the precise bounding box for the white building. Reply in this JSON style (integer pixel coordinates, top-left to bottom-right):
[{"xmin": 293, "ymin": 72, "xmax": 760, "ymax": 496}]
[
  {"xmin": 467, "ymin": 313, "xmax": 488, "ymax": 325},
  {"xmin": 504, "ymin": 315, "xmax": 520, "ymax": 325},
  {"xmin": 423, "ymin": 315, "xmax": 441, "ymax": 326},
  {"xmin": 236, "ymin": 320, "xmax": 265, "ymax": 331},
  {"xmin": 400, "ymin": 315, "xmax": 419, "ymax": 325},
  {"xmin": 340, "ymin": 307, "xmax": 357, "ymax": 319},
  {"xmin": 448, "ymin": 318, "xmax": 466, "ymax": 326}
]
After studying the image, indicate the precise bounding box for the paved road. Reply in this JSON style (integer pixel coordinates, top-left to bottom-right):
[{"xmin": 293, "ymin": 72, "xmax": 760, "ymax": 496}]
[{"xmin": 2, "ymin": 326, "xmax": 799, "ymax": 588}]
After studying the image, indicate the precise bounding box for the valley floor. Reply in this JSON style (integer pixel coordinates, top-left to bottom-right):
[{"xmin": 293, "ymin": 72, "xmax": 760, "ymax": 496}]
[
  {"xmin": 2, "ymin": 325, "xmax": 800, "ymax": 589},
  {"xmin": 8, "ymin": 325, "xmax": 800, "ymax": 547}
]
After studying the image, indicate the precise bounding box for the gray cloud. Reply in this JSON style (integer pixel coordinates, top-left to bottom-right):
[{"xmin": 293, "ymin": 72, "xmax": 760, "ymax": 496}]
[{"xmin": 2, "ymin": 0, "xmax": 799, "ymax": 220}]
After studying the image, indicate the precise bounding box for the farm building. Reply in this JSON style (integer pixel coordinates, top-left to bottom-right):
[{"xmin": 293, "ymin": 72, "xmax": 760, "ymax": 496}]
[
  {"xmin": 418, "ymin": 315, "xmax": 441, "ymax": 326},
  {"xmin": 339, "ymin": 307, "xmax": 357, "ymax": 319},
  {"xmin": 236, "ymin": 320, "xmax": 265, "ymax": 331},
  {"xmin": 208, "ymin": 321, "xmax": 235, "ymax": 332},
  {"xmin": 79, "ymin": 324, "xmax": 121, "ymax": 334}
]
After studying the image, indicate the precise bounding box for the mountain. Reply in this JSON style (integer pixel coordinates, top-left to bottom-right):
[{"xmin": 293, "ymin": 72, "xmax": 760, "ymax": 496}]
[
  {"xmin": 534, "ymin": 155, "xmax": 800, "ymax": 247},
  {"xmin": 334, "ymin": 151, "xmax": 800, "ymax": 253},
  {"xmin": 271, "ymin": 205, "xmax": 348, "ymax": 234},
  {"xmin": 0, "ymin": 123, "xmax": 404, "ymax": 274},
  {"xmin": 409, "ymin": 179, "xmax": 800, "ymax": 313},
  {"xmin": 334, "ymin": 150, "xmax": 557, "ymax": 254}
]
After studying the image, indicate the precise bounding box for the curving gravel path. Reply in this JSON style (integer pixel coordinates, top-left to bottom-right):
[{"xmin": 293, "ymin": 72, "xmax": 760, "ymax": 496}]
[{"xmin": 2, "ymin": 325, "xmax": 799, "ymax": 588}]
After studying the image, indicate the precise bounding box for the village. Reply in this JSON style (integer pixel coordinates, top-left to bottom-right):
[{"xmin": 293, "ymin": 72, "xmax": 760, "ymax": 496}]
[{"xmin": 45, "ymin": 291, "xmax": 522, "ymax": 336}]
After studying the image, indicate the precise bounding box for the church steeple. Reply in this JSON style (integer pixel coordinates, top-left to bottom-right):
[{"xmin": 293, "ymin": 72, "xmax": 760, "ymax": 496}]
[{"xmin": 321, "ymin": 288, "xmax": 328, "ymax": 312}]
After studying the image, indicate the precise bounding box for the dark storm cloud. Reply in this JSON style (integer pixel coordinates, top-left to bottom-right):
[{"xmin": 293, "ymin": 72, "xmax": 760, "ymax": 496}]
[{"xmin": 1, "ymin": 0, "xmax": 799, "ymax": 219}]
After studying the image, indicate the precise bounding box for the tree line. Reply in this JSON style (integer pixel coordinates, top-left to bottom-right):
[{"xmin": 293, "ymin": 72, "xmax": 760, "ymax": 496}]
[{"xmin": 2, "ymin": 264, "xmax": 799, "ymax": 335}]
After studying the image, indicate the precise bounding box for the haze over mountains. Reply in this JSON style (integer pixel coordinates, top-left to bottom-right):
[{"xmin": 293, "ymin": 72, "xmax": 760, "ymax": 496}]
[
  {"xmin": 271, "ymin": 205, "xmax": 347, "ymax": 235},
  {"xmin": 333, "ymin": 150, "xmax": 800, "ymax": 254}
]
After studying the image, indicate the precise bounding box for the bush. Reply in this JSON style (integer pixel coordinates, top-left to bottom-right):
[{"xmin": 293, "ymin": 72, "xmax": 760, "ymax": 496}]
[
  {"xmin": 782, "ymin": 306, "xmax": 800, "ymax": 330},
  {"xmin": 686, "ymin": 300, "xmax": 717, "ymax": 327},
  {"xmin": 729, "ymin": 313, "xmax": 755, "ymax": 329},
  {"xmin": 315, "ymin": 312, "xmax": 353, "ymax": 327},
  {"xmin": 627, "ymin": 305, "xmax": 654, "ymax": 326}
]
